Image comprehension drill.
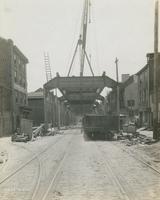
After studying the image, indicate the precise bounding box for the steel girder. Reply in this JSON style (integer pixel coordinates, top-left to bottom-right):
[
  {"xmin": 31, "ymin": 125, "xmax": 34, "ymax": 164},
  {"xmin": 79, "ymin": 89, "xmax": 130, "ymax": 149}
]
[{"xmin": 44, "ymin": 75, "xmax": 116, "ymax": 104}]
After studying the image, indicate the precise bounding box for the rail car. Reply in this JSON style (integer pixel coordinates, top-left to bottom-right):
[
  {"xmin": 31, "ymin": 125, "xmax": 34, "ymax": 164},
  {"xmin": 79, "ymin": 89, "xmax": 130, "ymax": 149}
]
[{"xmin": 82, "ymin": 114, "xmax": 117, "ymax": 140}]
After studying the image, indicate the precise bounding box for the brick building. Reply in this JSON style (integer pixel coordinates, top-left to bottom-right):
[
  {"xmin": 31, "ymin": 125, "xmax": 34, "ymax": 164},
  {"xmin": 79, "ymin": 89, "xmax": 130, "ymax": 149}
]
[
  {"xmin": 137, "ymin": 64, "xmax": 150, "ymax": 127},
  {"xmin": 0, "ymin": 37, "xmax": 29, "ymax": 136},
  {"xmin": 137, "ymin": 53, "xmax": 160, "ymax": 127},
  {"xmin": 28, "ymin": 88, "xmax": 74, "ymax": 127},
  {"xmin": 28, "ymin": 88, "xmax": 45, "ymax": 126},
  {"xmin": 123, "ymin": 75, "xmax": 139, "ymax": 123}
]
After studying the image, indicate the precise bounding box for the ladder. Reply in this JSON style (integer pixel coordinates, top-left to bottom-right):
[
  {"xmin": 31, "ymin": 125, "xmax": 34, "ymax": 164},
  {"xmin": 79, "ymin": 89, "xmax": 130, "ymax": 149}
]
[{"xmin": 44, "ymin": 52, "xmax": 52, "ymax": 82}]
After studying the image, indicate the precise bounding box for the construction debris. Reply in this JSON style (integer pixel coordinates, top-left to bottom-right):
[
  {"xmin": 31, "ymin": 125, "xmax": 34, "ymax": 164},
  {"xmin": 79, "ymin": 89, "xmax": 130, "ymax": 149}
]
[
  {"xmin": 117, "ymin": 131, "xmax": 156, "ymax": 146},
  {"xmin": 45, "ymin": 128, "xmax": 58, "ymax": 136},
  {"xmin": 11, "ymin": 133, "xmax": 29, "ymax": 142}
]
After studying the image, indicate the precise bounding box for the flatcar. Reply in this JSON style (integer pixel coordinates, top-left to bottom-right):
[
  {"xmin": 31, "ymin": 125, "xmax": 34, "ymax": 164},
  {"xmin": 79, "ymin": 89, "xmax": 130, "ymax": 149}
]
[{"xmin": 82, "ymin": 114, "xmax": 116, "ymax": 140}]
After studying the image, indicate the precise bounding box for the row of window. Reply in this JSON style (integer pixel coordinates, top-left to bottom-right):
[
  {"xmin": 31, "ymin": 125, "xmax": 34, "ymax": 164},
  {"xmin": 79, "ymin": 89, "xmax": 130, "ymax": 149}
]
[
  {"xmin": 15, "ymin": 90, "xmax": 27, "ymax": 105},
  {"xmin": 0, "ymin": 88, "xmax": 11, "ymax": 112},
  {"xmin": 139, "ymin": 89, "xmax": 148, "ymax": 104},
  {"xmin": 14, "ymin": 54, "xmax": 26, "ymax": 88},
  {"xmin": 14, "ymin": 54, "xmax": 25, "ymax": 67},
  {"xmin": 127, "ymin": 100, "xmax": 135, "ymax": 107},
  {"xmin": 14, "ymin": 63, "xmax": 26, "ymax": 74},
  {"xmin": 14, "ymin": 71, "xmax": 26, "ymax": 88}
]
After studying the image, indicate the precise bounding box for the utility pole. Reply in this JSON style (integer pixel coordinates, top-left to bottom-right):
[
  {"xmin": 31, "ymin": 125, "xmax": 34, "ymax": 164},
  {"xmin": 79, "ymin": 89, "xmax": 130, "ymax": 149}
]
[
  {"xmin": 153, "ymin": 0, "xmax": 159, "ymax": 140},
  {"xmin": 55, "ymin": 88, "xmax": 60, "ymax": 130},
  {"xmin": 115, "ymin": 58, "xmax": 120, "ymax": 133}
]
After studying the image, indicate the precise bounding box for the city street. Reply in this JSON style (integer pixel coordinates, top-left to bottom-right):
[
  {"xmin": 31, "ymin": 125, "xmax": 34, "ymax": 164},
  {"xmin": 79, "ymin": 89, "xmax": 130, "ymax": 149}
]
[
  {"xmin": 0, "ymin": 0, "xmax": 160, "ymax": 200},
  {"xmin": 0, "ymin": 129, "xmax": 160, "ymax": 200}
]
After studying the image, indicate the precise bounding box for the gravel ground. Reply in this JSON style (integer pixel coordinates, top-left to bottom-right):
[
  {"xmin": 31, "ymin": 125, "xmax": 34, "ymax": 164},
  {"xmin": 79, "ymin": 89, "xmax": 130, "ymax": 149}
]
[
  {"xmin": 97, "ymin": 141, "xmax": 160, "ymax": 200},
  {"xmin": 122, "ymin": 139, "xmax": 160, "ymax": 170},
  {"xmin": 0, "ymin": 129, "xmax": 160, "ymax": 200}
]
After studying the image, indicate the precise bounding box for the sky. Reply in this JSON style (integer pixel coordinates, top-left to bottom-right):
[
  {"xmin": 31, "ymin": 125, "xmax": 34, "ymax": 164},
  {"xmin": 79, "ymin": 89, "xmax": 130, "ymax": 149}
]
[{"xmin": 0, "ymin": 0, "xmax": 157, "ymax": 92}]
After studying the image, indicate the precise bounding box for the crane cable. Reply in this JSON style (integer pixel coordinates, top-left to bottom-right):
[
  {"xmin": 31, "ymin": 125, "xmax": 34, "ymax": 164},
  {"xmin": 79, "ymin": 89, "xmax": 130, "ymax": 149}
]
[{"xmin": 66, "ymin": 2, "xmax": 83, "ymax": 76}]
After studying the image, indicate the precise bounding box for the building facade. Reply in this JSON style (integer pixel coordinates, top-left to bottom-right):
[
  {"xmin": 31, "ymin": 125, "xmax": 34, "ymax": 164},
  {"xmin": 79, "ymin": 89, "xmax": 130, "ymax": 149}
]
[
  {"xmin": 0, "ymin": 37, "xmax": 29, "ymax": 136},
  {"xmin": 106, "ymin": 53, "xmax": 160, "ymax": 129},
  {"xmin": 137, "ymin": 64, "xmax": 150, "ymax": 127},
  {"xmin": 123, "ymin": 75, "xmax": 139, "ymax": 123},
  {"xmin": 28, "ymin": 88, "xmax": 44, "ymax": 126},
  {"xmin": 136, "ymin": 53, "xmax": 160, "ymax": 127},
  {"xmin": 28, "ymin": 88, "xmax": 75, "ymax": 128}
]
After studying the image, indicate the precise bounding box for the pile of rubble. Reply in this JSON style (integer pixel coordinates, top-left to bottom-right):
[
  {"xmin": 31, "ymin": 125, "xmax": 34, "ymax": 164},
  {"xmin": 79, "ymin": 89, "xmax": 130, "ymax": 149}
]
[
  {"xmin": 45, "ymin": 128, "xmax": 61, "ymax": 136},
  {"xmin": 11, "ymin": 133, "xmax": 29, "ymax": 142},
  {"xmin": 11, "ymin": 124, "xmax": 65, "ymax": 143},
  {"xmin": 117, "ymin": 132, "xmax": 156, "ymax": 146}
]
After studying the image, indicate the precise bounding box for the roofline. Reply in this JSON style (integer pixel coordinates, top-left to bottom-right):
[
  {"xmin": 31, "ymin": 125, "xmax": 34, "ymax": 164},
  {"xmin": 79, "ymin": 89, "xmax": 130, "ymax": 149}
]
[
  {"xmin": 13, "ymin": 45, "xmax": 29, "ymax": 64},
  {"xmin": 121, "ymin": 75, "xmax": 134, "ymax": 87},
  {"xmin": 0, "ymin": 37, "xmax": 28, "ymax": 64},
  {"xmin": 136, "ymin": 64, "xmax": 148, "ymax": 75}
]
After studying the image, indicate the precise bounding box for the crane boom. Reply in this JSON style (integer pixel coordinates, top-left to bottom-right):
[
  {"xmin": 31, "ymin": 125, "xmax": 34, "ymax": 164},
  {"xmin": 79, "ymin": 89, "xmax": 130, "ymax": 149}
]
[
  {"xmin": 67, "ymin": 0, "xmax": 94, "ymax": 77},
  {"xmin": 80, "ymin": 0, "xmax": 89, "ymax": 76}
]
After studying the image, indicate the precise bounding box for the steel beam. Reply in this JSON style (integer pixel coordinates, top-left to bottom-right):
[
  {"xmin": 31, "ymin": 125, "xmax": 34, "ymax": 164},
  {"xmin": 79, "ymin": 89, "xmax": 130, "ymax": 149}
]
[
  {"xmin": 44, "ymin": 76, "xmax": 116, "ymax": 90},
  {"xmin": 44, "ymin": 75, "xmax": 116, "ymax": 107}
]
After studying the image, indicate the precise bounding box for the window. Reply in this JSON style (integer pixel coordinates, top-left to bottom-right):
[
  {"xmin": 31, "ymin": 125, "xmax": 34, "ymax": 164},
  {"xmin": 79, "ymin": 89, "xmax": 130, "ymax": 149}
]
[
  {"xmin": 22, "ymin": 64, "xmax": 25, "ymax": 72},
  {"xmin": 14, "ymin": 54, "xmax": 17, "ymax": 64},
  {"xmin": 15, "ymin": 91, "xmax": 18, "ymax": 103},
  {"xmin": 14, "ymin": 71, "xmax": 17, "ymax": 82},
  {"xmin": 127, "ymin": 100, "xmax": 135, "ymax": 107},
  {"xmin": 18, "ymin": 58, "xmax": 21, "ymax": 65}
]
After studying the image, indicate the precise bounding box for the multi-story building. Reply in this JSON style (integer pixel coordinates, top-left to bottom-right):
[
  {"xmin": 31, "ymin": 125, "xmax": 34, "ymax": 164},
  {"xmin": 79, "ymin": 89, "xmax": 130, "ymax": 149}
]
[
  {"xmin": 137, "ymin": 64, "xmax": 150, "ymax": 127},
  {"xmin": 28, "ymin": 88, "xmax": 45, "ymax": 127},
  {"xmin": 136, "ymin": 53, "xmax": 160, "ymax": 127},
  {"xmin": 0, "ymin": 37, "xmax": 29, "ymax": 136},
  {"xmin": 107, "ymin": 75, "xmax": 139, "ymax": 125},
  {"xmin": 106, "ymin": 53, "xmax": 160, "ymax": 128},
  {"xmin": 28, "ymin": 88, "xmax": 74, "ymax": 127},
  {"xmin": 123, "ymin": 75, "xmax": 139, "ymax": 123}
]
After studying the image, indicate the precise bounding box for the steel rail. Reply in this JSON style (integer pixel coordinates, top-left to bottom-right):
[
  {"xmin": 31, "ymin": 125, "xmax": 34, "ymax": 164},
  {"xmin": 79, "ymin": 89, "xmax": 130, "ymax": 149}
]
[
  {"xmin": 95, "ymin": 144, "xmax": 132, "ymax": 200},
  {"xmin": 9, "ymin": 142, "xmax": 42, "ymax": 200},
  {"xmin": 115, "ymin": 143, "xmax": 160, "ymax": 176},
  {"xmin": 41, "ymin": 135, "xmax": 74, "ymax": 200},
  {"xmin": 0, "ymin": 135, "xmax": 65, "ymax": 186}
]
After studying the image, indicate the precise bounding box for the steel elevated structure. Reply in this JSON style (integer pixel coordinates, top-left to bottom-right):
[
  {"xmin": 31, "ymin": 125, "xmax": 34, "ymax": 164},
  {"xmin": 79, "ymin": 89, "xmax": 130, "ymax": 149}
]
[
  {"xmin": 44, "ymin": 0, "xmax": 117, "ymax": 120},
  {"xmin": 44, "ymin": 75, "xmax": 116, "ymax": 104}
]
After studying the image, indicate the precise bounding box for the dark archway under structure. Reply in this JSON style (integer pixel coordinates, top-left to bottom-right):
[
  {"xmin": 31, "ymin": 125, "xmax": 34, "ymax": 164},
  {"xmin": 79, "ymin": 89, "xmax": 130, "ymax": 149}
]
[{"xmin": 43, "ymin": 74, "xmax": 117, "ymax": 126}]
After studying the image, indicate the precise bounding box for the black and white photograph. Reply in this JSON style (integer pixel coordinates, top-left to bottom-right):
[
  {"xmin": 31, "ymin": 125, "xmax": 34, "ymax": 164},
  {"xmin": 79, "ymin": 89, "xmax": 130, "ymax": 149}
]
[{"xmin": 0, "ymin": 0, "xmax": 160, "ymax": 199}]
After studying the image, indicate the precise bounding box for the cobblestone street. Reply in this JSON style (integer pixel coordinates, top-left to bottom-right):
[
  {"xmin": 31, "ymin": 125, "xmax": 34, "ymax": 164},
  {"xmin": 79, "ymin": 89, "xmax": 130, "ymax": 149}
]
[
  {"xmin": 0, "ymin": 0, "xmax": 160, "ymax": 199},
  {"xmin": 0, "ymin": 129, "xmax": 160, "ymax": 200}
]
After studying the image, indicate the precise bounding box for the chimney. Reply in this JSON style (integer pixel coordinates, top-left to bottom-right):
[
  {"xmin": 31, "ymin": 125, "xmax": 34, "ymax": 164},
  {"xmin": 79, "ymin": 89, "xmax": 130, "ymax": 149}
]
[{"xmin": 121, "ymin": 74, "xmax": 130, "ymax": 83}]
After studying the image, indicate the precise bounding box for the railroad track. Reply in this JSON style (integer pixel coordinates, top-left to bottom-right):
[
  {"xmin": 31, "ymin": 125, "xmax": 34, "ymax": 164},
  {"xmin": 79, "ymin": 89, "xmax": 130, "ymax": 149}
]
[
  {"xmin": 11, "ymin": 143, "xmax": 42, "ymax": 200},
  {"xmin": 0, "ymin": 135, "xmax": 65, "ymax": 188},
  {"xmin": 95, "ymin": 143, "xmax": 136, "ymax": 200},
  {"xmin": 38, "ymin": 135, "xmax": 74, "ymax": 200},
  {"xmin": 114, "ymin": 142, "xmax": 160, "ymax": 176}
]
